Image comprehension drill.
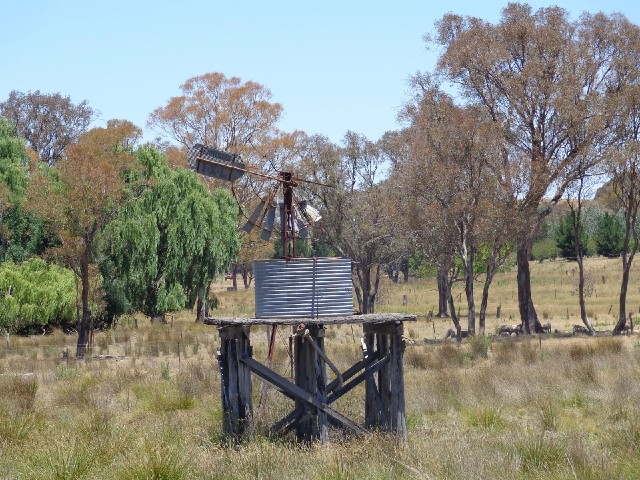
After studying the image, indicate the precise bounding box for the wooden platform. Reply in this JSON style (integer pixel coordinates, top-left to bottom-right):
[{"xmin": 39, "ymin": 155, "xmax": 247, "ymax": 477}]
[
  {"xmin": 210, "ymin": 313, "xmax": 416, "ymax": 443},
  {"xmin": 205, "ymin": 312, "xmax": 417, "ymax": 326}
]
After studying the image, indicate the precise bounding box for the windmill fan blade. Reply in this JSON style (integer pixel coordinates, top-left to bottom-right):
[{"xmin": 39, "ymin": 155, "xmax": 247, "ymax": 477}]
[
  {"xmin": 296, "ymin": 199, "xmax": 322, "ymax": 224},
  {"xmin": 260, "ymin": 204, "xmax": 276, "ymax": 241},
  {"xmin": 297, "ymin": 219, "xmax": 309, "ymax": 239},
  {"xmin": 242, "ymin": 200, "xmax": 267, "ymax": 234},
  {"xmin": 303, "ymin": 203, "xmax": 322, "ymax": 223}
]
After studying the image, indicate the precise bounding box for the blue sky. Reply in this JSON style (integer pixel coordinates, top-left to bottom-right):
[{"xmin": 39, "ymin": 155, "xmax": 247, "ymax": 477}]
[{"xmin": 1, "ymin": 1, "xmax": 639, "ymax": 145}]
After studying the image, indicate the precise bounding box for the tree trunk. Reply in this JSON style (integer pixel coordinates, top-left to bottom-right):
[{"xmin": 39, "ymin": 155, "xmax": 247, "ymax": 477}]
[
  {"xmin": 400, "ymin": 257, "xmax": 409, "ymax": 283},
  {"xmin": 464, "ymin": 252, "xmax": 475, "ymax": 335},
  {"xmin": 241, "ymin": 265, "xmax": 252, "ymax": 289},
  {"xmin": 448, "ymin": 292, "xmax": 462, "ymax": 340},
  {"xmin": 362, "ymin": 266, "xmax": 373, "ymax": 314},
  {"xmin": 437, "ymin": 267, "xmax": 449, "ymax": 317},
  {"xmin": 614, "ymin": 256, "xmax": 632, "ymax": 333},
  {"xmin": 232, "ymin": 262, "xmax": 238, "ymax": 290},
  {"xmin": 370, "ymin": 264, "xmax": 381, "ymax": 313},
  {"xmin": 354, "ymin": 263, "xmax": 381, "ymax": 314},
  {"xmin": 612, "ymin": 164, "xmax": 638, "ymax": 333},
  {"xmin": 195, "ymin": 285, "xmax": 208, "ymax": 322},
  {"xmin": 516, "ymin": 240, "xmax": 543, "ymax": 334},
  {"xmin": 574, "ymin": 217, "xmax": 595, "ymax": 334},
  {"xmin": 576, "ymin": 255, "xmax": 594, "ymax": 334},
  {"xmin": 478, "ymin": 267, "xmax": 496, "ymax": 336},
  {"xmin": 614, "ymin": 212, "xmax": 637, "ymax": 333},
  {"xmin": 76, "ymin": 245, "xmax": 92, "ymax": 358}
]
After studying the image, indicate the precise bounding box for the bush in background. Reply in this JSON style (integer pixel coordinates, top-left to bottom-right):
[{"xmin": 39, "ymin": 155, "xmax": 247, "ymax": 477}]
[{"xmin": 0, "ymin": 257, "xmax": 76, "ymax": 333}]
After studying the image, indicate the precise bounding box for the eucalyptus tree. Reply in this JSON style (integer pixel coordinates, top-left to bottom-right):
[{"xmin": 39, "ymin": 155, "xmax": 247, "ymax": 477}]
[
  {"xmin": 398, "ymin": 79, "xmax": 509, "ymax": 336},
  {"xmin": 563, "ymin": 158, "xmax": 598, "ymax": 334},
  {"xmin": 26, "ymin": 121, "xmax": 139, "ymax": 357},
  {"xmin": 431, "ymin": 4, "xmax": 640, "ymax": 333},
  {"xmin": 0, "ymin": 90, "xmax": 94, "ymax": 165},
  {"xmin": 609, "ymin": 86, "xmax": 640, "ymax": 334},
  {"xmin": 296, "ymin": 132, "xmax": 397, "ymax": 314},
  {"xmin": 149, "ymin": 72, "xmax": 286, "ymax": 311},
  {"xmin": 102, "ymin": 147, "xmax": 240, "ymax": 323}
]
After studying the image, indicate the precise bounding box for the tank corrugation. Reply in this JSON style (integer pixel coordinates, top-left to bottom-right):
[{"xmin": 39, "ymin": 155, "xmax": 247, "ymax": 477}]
[{"xmin": 254, "ymin": 257, "xmax": 353, "ymax": 318}]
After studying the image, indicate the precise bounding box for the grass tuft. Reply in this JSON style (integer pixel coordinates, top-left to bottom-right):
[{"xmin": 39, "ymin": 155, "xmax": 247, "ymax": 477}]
[
  {"xmin": 465, "ymin": 405, "xmax": 506, "ymax": 430},
  {"xmin": 513, "ymin": 433, "xmax": 566, "ymax": 473}
]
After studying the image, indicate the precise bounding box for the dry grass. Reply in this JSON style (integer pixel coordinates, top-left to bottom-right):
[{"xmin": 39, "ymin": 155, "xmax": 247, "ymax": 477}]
[{"xmin": 1, "ymin": 257, "xmax": 640, "ymax": 479}]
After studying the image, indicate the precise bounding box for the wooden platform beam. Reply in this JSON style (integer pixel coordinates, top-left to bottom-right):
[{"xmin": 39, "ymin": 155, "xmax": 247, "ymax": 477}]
[{"xmin": 213, "ymin": 314, "xmax": 414, "ymax": 443}]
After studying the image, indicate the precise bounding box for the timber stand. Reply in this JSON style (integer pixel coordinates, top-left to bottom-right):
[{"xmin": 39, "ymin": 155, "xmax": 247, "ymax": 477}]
[{"xmin": 207, "ymin": 313, "xmax": 416, "ymax": 443}]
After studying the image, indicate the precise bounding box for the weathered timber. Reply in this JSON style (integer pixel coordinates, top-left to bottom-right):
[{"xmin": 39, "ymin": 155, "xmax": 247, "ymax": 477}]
[
  {"xmin": 239, "ymin": 353, "xmax": 365, "ymax": 435},
  {"xmin": 215, "ymin": 314, "xmax": 412, "ymax": 443},
  {"xmin": 326, "ymin": 353, "xmax": 390, "ymax": 404},
  {"xmin": 326, "ymin": 351, "xmax": 380, "ymax": 394},
  {"xmin": 364, "ymin": 321, "xmax": 407, "ymax": 440},
  {"xmin": 364, "ymin": 331, "xmax": 383, "ymax": 427},
  {"xmin": 272, "ymin": 407, "xmax": 305, "ymax": 434},
  {"xmin": 389, "ymin": 330, "xmax": 407, "ymax": 440},
  {"xmin": 313, "ymin": 327, "xmax": 329, "ymax": 441},
  {"xmin": 275, "ymin": 352, "xmax": 389, "ymax": 435},
  {"xmin": 294, "ymin": 324, "xmax": 327, "ymax": 442},
  {"xmin": 218, "ymin": 325, "xmax": 253, "ymax": 440},
  {"xmin": 205, "ymin": 313, "xmax": 416, "ymax": 327}
]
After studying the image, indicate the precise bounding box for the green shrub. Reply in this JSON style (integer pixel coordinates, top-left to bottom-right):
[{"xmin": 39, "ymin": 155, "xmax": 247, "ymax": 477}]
[
  {"xmin": 531, "ymin": 237, "xmax": 560, "ymax": 262},
  {"xmin": 0, "ymin": 258, "xmax": 76, "ymax": 333},
  {"xmin": 595, "ymin": 212, "xmax": 624, "ymax": 258},
  {"xmin": 468, "ymin": 335, "xmax": 491, "ymax": 359},
  {"xmin": 554, "ymin": 210, "xmax": 589, "ymax": 260}
]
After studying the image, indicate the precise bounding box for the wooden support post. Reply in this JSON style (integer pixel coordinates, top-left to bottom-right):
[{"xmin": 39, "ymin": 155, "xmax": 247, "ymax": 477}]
[
  {"xmin": 364, "ymin": 330, "xmax": 383, "ymax": 428},
  {"xmin": 363, "ymin": 321, "xmax": 407, "ymax": 441},
  {"xmin": 218, "ymin": 325, "xmax": 253, "ymax": 441},
  {"xmin": 293, "ymin": 324, "xmax": 328, "ymax": 443}
]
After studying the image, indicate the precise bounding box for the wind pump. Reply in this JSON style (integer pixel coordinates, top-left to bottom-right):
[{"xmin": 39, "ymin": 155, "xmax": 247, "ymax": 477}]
[{"xmin": 188, "ymin": 143, "xmax": 324, "ymax": 258}]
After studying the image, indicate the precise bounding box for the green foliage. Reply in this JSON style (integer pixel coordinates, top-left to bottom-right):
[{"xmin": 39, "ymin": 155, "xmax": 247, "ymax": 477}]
[
  {"xmin": 408, "ymin": 250, "xmax": 437, "ymax": 278},
  {"xmin": 0, "ymin": 257, "xmax": 76, "ymax": 333},
  {"xmin": 468, "ymin": 335, "xmax": 491, "ymax": 359},
  {"xmin": 0, "ymin": 117, "xmax": 29, "ymax": 197},
  {"xmin": 272, "ymin": 237, "xmax": 336, "ymax": 258},
  {"xmin": 554, "ymin": 210, "xmax": 589, "ymax": 260},
  {"xmin": 594, "ymin": 212, "xmax": 624, "ymax": 258},
  {"xmin": 531, "ymin": 237, "xmax": 559, "ymax": 261},
  {"xmin": 0, "ymin": 204, "xmax": 57, "ymax": 262},
  {"xmin": 0, "ymin": 118, "xmax": 50, "ymax": 262},
  {"xmin": 102, "ymin": 147, "xmax": 240, "ymax": 318}
]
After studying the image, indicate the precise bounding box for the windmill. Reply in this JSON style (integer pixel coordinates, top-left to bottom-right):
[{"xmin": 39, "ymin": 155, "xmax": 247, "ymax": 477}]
[
  {"xmin": 188, "ymin": 142, "xmax": 352, "ymax": 320},
  {"xmin": 189, "ymin": 143, "xmax": 353, "ymax": 416},
  {"xmin": 188, "ymin": 143, "xmax": 324, "ymax": 258}
]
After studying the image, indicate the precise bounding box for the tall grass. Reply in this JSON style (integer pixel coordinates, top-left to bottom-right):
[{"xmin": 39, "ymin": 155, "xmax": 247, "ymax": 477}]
[{"xmin": 0, "ymin": 257, "xmax": 639, "ymax": 478}]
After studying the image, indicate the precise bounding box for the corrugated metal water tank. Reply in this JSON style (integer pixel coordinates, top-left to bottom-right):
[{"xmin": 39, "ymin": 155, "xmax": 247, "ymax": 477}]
[{"xmin": 254, "ymin": 257, "xmax": 353, "ymax": 318}]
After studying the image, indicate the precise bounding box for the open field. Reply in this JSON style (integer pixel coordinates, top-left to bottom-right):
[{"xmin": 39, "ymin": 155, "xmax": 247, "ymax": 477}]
[{"xmin": 1, "ymin": 257, "xmax": 640, "ymax": 479}]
